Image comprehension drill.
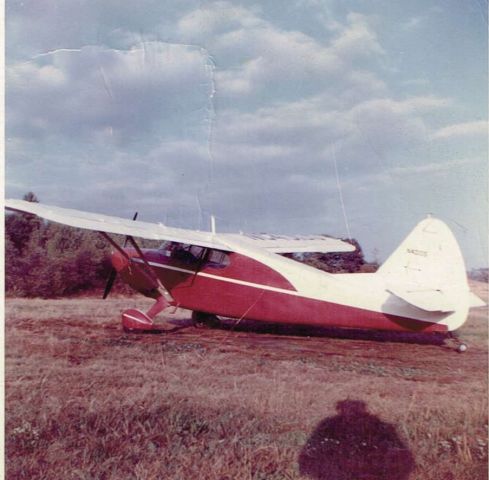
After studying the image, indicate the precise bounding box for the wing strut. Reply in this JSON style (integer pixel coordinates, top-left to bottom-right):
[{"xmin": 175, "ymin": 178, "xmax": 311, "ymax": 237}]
[
  {"xmin": 102, "ymin": 212, "xmax": 138, "ymax": 299},
  {"xmin": 99, "ymin": 231, "xmax": 176, "ymax": 331},
  {"xmin": 126, "ymin": 236, "xmax": 174, "ymax": 303},
  {"xmin": 99, "ymin": 231, "xmax": 174, "ymax": 304}
]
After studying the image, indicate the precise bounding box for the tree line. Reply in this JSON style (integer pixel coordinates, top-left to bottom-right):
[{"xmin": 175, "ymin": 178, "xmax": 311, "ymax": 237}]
[
  {"xmin": 5, "ymin": 192, "xmax": 375, "ymax": 298},
  {"xmin": 6, "ymin": 193, "xmax": 115, "ymax": 297}
]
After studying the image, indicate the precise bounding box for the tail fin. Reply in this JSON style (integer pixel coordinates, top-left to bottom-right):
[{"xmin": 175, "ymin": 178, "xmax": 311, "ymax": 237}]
[
  {"xmin": 378, "ymin": 216, "xmax": 484, "ymax": 330},
  {"xmin": 378, "ymin": 216, "xmax": 467, "ymax": 291}
]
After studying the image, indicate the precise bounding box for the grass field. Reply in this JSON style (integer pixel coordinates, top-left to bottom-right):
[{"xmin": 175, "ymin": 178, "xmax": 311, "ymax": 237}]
[{"xmin": 5, "ymin": 282, "xmax": 488, "ymax": 479}]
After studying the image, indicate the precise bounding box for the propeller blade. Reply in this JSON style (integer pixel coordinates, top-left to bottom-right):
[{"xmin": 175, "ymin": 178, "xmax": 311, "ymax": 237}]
[
  {"xmin": 104, "ymin": 212, "xmax": 138, "ymax": 299},
  {"xmin": 103, "ymin": 267, "xmax": 117, "ymax": 299},
  {"xmin": 123, "ymin": 212, "xmax": 138, "ymax": 247}
]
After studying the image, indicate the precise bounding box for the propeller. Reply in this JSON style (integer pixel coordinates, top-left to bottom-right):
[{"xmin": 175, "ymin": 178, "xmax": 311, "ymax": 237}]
[
  {"xmin": 102, "ymin": 268, "xmax": 117, "ymax": 299},
  {"xmin": 102, "ymin": 211, "xmax": 138, "ymax": 299}
]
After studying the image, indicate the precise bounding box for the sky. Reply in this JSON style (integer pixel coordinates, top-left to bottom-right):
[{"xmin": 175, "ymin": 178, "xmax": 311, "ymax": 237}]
[{"xmin": 5, "ymin": 0, "xmax": 488, "ymax": 268}]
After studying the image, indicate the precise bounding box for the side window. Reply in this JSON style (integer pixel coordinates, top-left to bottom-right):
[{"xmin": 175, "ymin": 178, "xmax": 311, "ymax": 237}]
[
  {"xmin": 205, "ymin": 250, "xmax": 230, "ymax": 269},
  {"xmin": 159, "ymin": 244, "xmax": 229, "ymax": 268},
  {"xmin": 165, "ymin": 243, "xmax": 198, "ymax": 264},
  {"xmin": 189, "ymin": 245, "xmax": 205, "ymax": 258},
  {"xmin": 159, "ymin": 241, "xmax": 173, "ymax": 256}
]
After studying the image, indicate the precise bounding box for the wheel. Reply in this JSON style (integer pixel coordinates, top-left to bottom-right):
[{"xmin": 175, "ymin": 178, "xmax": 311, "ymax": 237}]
[
  {"xmin": 446, "ymin": 332, "xmax": 468, "ymax": 353},
  {"xmin": 191, "ymin": 311, "xmax": 221, "ymax": 329}
]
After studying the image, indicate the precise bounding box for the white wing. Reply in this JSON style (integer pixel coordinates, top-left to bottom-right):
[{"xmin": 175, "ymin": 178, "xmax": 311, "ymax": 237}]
[
  {"xmin": 5, "ymin": 199, "xmax": 229, "ymax": 250},
  {"xmin": 5, "ymin": 199, "xmax": 355, "ymax": 254},
  {"xmin": 236, "ymin": 233, "xmax": 355, "ymax": 254}
]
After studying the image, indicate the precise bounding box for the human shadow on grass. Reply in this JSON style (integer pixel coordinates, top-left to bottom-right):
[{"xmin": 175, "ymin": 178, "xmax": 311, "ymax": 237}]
[{"xmin": 299, "ymin": 400, "xmax": 415, "ymax": 480}]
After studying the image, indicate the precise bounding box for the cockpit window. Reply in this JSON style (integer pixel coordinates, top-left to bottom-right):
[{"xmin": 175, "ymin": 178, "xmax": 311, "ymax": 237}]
[
  {"xmin": 189, "ymin": 245, "xmax": 205, "ymax": 258},
  {"xmin": 205, "ymin": 249, "xmax": 230, "ymax": 269},
  {"xmin": 159, "ymin": 242, "xmax": 229, "ymax": 268},
  {"xmin": 172, "ymin": 245, "xmax": 203, "ymax": 264}
]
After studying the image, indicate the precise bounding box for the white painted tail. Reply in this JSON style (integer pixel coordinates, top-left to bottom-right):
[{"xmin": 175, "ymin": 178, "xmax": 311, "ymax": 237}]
[{"xmin": 378, "ymin": 216, "xmax": 484, "ymax": 330}]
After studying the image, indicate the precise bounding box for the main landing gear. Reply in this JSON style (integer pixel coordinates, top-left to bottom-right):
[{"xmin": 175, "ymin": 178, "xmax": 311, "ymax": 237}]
[
  {"xmin": 191, "ymin": 311, "xmax": 221, "ymax": 329},
  {"xmin": 122, "ymin": 306, "xmax": 221, "ymax": 332}
]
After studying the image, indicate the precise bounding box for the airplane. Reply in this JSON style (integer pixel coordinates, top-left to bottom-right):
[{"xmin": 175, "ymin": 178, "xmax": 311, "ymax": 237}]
[{"xmin": 5, "ymin": 199, "xmax": 485, "ymax": 351}]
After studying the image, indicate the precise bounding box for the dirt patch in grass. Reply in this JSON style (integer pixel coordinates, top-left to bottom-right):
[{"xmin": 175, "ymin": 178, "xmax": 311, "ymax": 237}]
[{"xmin": 5, "ymin": 294, "xmax": 488, "ymax": 479}]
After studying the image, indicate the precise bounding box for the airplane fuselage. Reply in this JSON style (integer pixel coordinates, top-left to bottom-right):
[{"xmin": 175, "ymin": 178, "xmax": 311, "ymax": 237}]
[{"xmin": 112, "ymin": 246, "xmax": 448, "ymax": 333}]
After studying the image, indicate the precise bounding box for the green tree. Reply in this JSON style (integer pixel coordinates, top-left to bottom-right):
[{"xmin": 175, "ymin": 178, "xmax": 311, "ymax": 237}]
[
  {"xmin": 294, "ymin": 238, "xmax": 377, "ymax": 273},
  {"xmin": 5, "ymin": 192, "xmax": 115, "ymax": 297},
  {"xmin": 5, "ymin": 192, "xmax": 41, "ymax": 254}
]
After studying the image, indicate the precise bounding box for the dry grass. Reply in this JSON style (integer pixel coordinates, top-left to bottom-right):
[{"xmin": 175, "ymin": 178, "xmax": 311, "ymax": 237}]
[{"xmin": 5, "ymin": 284, "xmax": 488, "ymax": 479}]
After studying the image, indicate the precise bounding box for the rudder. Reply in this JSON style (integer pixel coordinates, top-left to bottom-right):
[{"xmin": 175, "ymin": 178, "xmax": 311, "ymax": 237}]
[
  {"xmin": 377, "ymin": 216, "xmax": 477, "ymax": 330},
  {"xmin": 378, "ymin": 216, "xmax": 467, "ymax": 290}
]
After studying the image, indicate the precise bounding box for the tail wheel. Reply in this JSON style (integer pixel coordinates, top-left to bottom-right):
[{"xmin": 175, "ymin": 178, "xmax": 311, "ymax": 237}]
[
  {"xmin": 447, "ymin": 332, "xmax": 468, "ymax": 353},
  {"xmin": 192, "ymin": 311, "xmax": 221, "ymax": 329},
  {"xmin": 456, "ymin": 343, "xmax": 468, "ymax": 353}
]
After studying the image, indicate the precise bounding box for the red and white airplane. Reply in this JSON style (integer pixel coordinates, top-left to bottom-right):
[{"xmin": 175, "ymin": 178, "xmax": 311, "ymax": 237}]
[{"xmin": 6, "ymin": 199, "xmax": 485, "ymax": 348}]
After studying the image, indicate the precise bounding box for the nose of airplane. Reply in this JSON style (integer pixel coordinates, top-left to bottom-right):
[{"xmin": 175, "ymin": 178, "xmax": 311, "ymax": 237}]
[{"xmin": 110, "ymin": 250, "xmax": 130, "ymax": 272}]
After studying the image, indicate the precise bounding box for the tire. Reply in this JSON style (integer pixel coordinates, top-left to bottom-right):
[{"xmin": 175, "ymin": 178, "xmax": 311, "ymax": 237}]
[{"xmin": 191, "ymin": 311, "xmax": 221, "ymax": 328}]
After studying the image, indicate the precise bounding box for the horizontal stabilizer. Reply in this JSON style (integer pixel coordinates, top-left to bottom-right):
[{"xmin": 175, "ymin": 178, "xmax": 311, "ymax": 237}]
[{"xmin": 387, "ymin": 284, "xmax": 456, "ymax": 313}]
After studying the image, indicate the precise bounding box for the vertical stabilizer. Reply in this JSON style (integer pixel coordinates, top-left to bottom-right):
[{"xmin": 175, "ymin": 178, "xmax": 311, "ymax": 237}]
[
  {"xmin": 377, "ymin": 217, "xmax": 480, "ymax": 330},
  {"xmin": 378, "ymin": 216, "xmax": 467, "ymax": 289}
]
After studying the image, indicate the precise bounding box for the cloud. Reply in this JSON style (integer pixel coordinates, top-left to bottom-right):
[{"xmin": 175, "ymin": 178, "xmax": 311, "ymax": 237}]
[
  {"xmin": 177, "ymin": 1, "xmax": 261, "ymax": 39},
  {"xmin": 6, "ymin": 42, "xmax": 218, "ymax": 228},
  {"xmin": 177, "ymin": 3, "xmax": 384, "ymax": 99},
  {"xmin": 7, "ymin": 42, "xmax": 214, "ymax": 147},
  {"xmin": 330, "ymin": 13, "xmax": 384, "ymax": 60},
  {"xmin": 431, "ymin": 120, "xmax": 488, "ymax": 140},
  {"xmin": 8, "ymin": 2, "xmax": 387, "ymax": 103},
  {"xmin": 182, "ymin": 88, "xmax": 457, "ymax": 238},
  {"xmin": 6, "ymin": 136, "xmax": 216, "ymax": 228},
  {"xmin": 388, "ymin": 158, "xmax": 475, "ymax": 176},
  {"xmin": 6, "ymin": 0, "xmax": 199, "ymax": 60},
  {"xmin": 5, "ymin": 0, "xmax": 487, "ymax": 267},
  {"xmin": 344, "ymin": 96, "xmax": 450, "ymax": 154},
  {"xmin": 401, "ymin": 6, "xmax": 445, "ymax": 32},
  {"xmin": 402, "ymin": 16, "xmax": 423, "ymax": 31},
  {"xmin": 401, "ymin": 78, "xmax": 430, "ymax": 88},
  {"xmin": 212, "ymin": 94, "xmax": 449, "ymax": 174}
]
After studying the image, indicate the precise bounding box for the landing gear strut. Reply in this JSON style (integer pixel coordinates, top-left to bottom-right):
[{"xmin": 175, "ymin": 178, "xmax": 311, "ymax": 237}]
[{"xmin": 99, "ymin": 231, "xmax": 175, "ymax": 333}]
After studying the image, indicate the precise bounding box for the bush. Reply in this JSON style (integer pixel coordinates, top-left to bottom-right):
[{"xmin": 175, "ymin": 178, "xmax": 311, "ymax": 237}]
[
  {"xmin": 290, "ymin": 238, "xmax": 378, "ymax": 273},
  {"xmin": 5, "ymin": 194, "xmax": 166, "ymax": 298}
]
